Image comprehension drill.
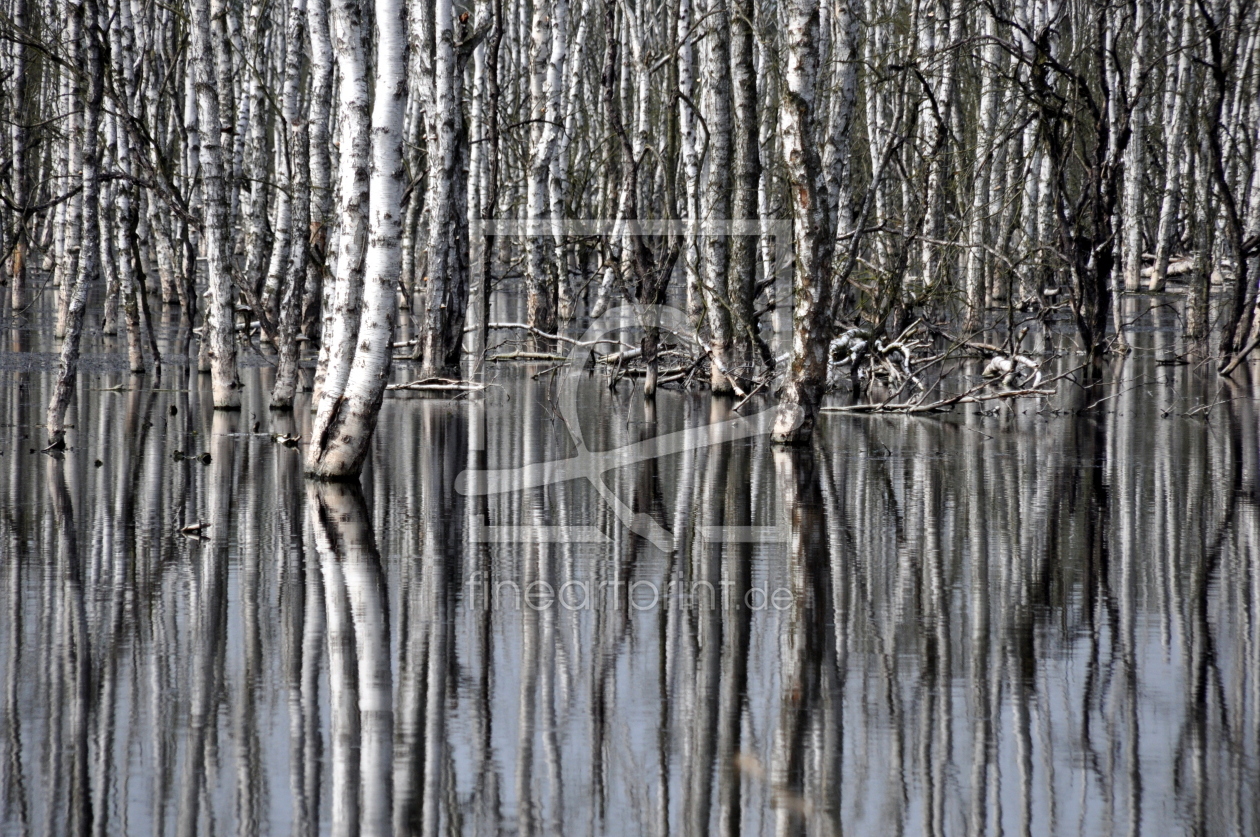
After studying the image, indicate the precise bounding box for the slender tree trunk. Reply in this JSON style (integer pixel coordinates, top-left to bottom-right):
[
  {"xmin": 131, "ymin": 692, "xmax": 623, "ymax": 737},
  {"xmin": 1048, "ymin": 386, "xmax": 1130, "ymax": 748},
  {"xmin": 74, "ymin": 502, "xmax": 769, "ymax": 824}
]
[
  {"xmin": 190, "ymin": 0, "xmax": 242, "ymax": 406},
  {"xmin": 8, "ymin": 0, "xmax": 28, "ymax": 298},
  {"xmin": 241, "ymin": 0, "xmax": 271, "ymax": 301},
  {"xmin": 304, "ymin": 0, "xmax": 334, "ymax": 339},
  {"xmin": 523, "ymin": 0, "xmax": 567, "ymax": 345},
  {"xmin": 272, "ymin": 0, "xmax": 311, "ymax": 408},
  {"xmin": 1121, "ymin": 0, "xmax": 1150, "ymax": 291},
  {"xmin": 772, "ymin": 0, "xmax": 835, "ymax": 445},
  {"xmin": 55, "ymin": 0, "xmax": 84, "ymax": 340},
  {"xmin": 965, "ymin": 10, "xmax": 1000, "ymax": 329},
  {"xmin": 108, "ymin": 0, "xmax": 146, "ymax": 373},
  {"xmin": 45, "ymin": 0, "xmax": 103, "ymax": 447},
  {"xmin": 1149, "ymin": 0, "xmax": 1195, "ymax": 291},
  {"xmin": 728, "ymin": 0, "xmax": 761, "ymax": 372},
  {"xmin": 701, "ymin": 0, "xmax": 735, "ymax": 393},
  {"xmin": 416, "ymin": 0, "xmax": 471, "ymax": 378}
]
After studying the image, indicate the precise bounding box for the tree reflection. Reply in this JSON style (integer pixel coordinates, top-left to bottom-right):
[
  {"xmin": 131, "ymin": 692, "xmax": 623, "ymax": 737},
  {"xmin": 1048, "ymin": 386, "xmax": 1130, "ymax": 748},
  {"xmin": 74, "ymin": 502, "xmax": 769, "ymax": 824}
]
[{"xmin": 0, "ymin": 360, "xmax": 1258, "ymax": 835}]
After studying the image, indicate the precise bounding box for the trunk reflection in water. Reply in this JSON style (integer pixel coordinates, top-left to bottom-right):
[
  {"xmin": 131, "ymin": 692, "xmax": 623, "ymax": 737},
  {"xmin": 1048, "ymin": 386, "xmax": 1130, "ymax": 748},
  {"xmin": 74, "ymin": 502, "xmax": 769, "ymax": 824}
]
[{"xmin": 0, "ymin": 357, "xmax": 1258, "ymax": 835}]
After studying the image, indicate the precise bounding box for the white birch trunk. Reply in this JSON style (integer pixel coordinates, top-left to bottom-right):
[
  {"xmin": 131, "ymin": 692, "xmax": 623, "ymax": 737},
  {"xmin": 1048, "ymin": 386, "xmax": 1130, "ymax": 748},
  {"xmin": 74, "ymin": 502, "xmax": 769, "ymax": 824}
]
[
  {"xmin": 1121, "ymin": 0, "xmax": 1150, "ymax": 290},
  {"xmin": 524, "ymin": 0, "xmax": 568, "ymax": 340},
  {"xmin": 678, "ymin": 0, "xmax": 703, "ymax": 326},
  {"xmin": 416, "ymin": 0, "xmax": 470, "ymax": 378},
  {"xmin": 190, "ymin": 0, "xmax": 242, "ymax": 407},
  {"xmin": 309, "ymin": 0, "xmax": 371, "ymax": 411},
  {"xmin": 272, "ymin": 0, "xmax": 310, "ymax": 408},
  {"xmin": 305, "ymin": 0, "xmax": 334, "ymax": 336},
  {"xmin": 1148, "ymin": 0, "xmax": 1194, "ymax": 291},
  {"xmin": 701, "ymin": 0, "xmax": 735, "ymax": 392},
  {"xmin": 306, "ymin": 0, "xmax": 405, "ymax": 479},
  {"xmin": 771, "ymin": 0, "xmax": 834, "ymax": 444},
  {"xmin": 965, "ymin": 10, "xmax": 1000, "ymax": 328},
  {"xmin": 45, "ymin": 0, "xmax": 102, "ymax": 445}
]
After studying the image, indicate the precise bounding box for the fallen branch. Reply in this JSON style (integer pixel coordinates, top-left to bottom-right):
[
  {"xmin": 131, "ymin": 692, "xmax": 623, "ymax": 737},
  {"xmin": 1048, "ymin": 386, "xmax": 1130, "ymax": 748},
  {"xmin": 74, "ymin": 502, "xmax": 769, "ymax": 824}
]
[
  {"xmin": 387, "ymin": 378, "xmax": 486, "ymax": 392},
  {"xmin": 487, "ymin": 351, "xmax": 570, "ymax": 361},
  {"xmin": 822, "ymin": 386, "xmax": 1055, "ymax": 414}
]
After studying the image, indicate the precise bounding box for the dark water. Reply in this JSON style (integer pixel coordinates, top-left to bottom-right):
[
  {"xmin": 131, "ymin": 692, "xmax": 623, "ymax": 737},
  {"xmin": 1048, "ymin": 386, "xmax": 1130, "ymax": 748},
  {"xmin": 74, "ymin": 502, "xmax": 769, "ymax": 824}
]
[{"xmin": 1, "ymin": 301, "xmax": 1259, "ymax": 836}]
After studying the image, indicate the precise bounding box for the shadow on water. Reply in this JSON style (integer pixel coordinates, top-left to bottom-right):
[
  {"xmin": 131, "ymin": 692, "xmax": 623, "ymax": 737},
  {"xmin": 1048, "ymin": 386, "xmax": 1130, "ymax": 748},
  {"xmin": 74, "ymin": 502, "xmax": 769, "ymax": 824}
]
[{"xmin": 1, "ymin": 327, "xmax": 1259, "ymax": 834}]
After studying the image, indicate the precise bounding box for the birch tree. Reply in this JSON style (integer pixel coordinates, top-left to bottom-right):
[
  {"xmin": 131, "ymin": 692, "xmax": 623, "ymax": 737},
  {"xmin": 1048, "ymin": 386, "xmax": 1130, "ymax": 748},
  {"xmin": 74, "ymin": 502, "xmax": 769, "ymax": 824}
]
[
  {"xmin": 772, "ymin": 0, "xmax": 835, "ymax": 444},
  {"xmin": 415, "ymin": 0, "xmax": 474, "ymax": 378},
  {"xmin": 306, "ymin": 0, "xmax": 405, "ymax": 479},
  {"xmin": 44, "ymin": 0, "xmax": 102, "ymax": 447},
  {"xmin": 191, "ymin": 0, "xmax": 242, "ymax": 407}
]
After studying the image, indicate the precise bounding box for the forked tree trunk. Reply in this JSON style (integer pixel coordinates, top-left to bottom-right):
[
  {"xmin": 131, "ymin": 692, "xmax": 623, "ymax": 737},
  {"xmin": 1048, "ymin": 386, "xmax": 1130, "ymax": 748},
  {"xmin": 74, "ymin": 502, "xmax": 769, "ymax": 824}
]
[
  {"xmin": 771, "ymin": 0, "xmax": 835, "ymax": 445},
  {"xmin": 310, "ymin": 0, "xmax": 371, "ymax": 410},
  {"xmin": 306, "ymin": 0, "xmax": 405, "ymax": 479}
]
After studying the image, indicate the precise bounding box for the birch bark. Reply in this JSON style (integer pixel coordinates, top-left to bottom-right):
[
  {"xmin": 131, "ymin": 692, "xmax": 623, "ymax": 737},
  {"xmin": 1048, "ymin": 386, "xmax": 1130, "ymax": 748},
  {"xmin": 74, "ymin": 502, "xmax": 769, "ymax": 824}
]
[
  {"xmin": 272, "ymin": 0, "xmax": 311, "ymax": 408},
  {"xmin": 772, "ymin": 0, "xmax": 835, "ymax": 445},
  {"xmin": 1121, "ymin": 0, "xmax": 1150, "ymax": 291},
  {"xmin": 1148, "ymin": 0, "xmax": 1195, "ymax": 291},
  {"xmin": 701, "ymin": 0, "xmax": 735, "ymax": 392},
  {"xmin": 306, "ymin": 0, "xmax": 405, "ymax": 478},
  {"xmin": 309, "ymin": 0, "xmax": 371, "ymax": 411},
  {"xmin": 190, "ymin": 0, "xmax": 242, "ymax": 407},
  {"xmin": 416, "ymin": 0, "xmax": 471, "ymax": 378},
  {"xmin": 45, "ymin": 0, "xmax": 103, "ymax": 446}
]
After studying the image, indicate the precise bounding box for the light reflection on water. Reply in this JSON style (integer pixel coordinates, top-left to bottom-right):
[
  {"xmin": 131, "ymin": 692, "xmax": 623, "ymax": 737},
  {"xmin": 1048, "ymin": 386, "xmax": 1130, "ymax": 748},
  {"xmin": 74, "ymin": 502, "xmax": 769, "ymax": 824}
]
[{"xmin": 1, "ymin": 310, "xmax": 1259, "ymax": 836}]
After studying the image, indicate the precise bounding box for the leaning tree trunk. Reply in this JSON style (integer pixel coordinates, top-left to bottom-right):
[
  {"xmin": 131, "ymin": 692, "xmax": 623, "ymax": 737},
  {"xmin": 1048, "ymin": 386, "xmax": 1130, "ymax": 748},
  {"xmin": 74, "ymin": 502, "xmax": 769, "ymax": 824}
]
[
  {"xmin": 771, "ymin": 0, "xmax": 835, "ymax": 445},
  {"xmin": 306, "ymin": 0, "xmax": 405, "ymax": 479},
  {"xmin": 190, "ymin": 0, "xmax": 242, "ymax": 407},
  {"xmin": 45, "ymin": 0, "xmax": 103, "ymax": 447}
]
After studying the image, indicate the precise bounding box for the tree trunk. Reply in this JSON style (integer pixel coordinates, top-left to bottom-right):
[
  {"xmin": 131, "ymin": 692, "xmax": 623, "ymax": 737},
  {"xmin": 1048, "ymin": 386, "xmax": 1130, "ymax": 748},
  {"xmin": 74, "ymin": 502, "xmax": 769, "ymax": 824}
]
[
  {"xmin": 272, "ymin": 0, "xmax": 311, "ymax": 408},
  {"xmin": 701, "ymin": 0, "xmax": 735, "ymax": 393},
  {"xmin": 306, "ymin": 0, "xmax": 405, "ymax": 479},
  {"xmin": 310, "ymin": 0, "xmax": 371, "ymax": 410},
  {"xmin": 772, "ymin": 0, "xmax": 835, "ymax": 445},
  {"xmin": 45, "ymin": 0, "xmax": 103, "ymax": 447},
  {"xmin": 1149, "ymin": 0, "xmax": 1195, "ymax": 291},
  {"xmin": 416, "ymin": 0, "xmax": 471, "ymax": 378},
  {"xmin": 190, "ymin": 0, "xmax": 242, "ymax": 407}
]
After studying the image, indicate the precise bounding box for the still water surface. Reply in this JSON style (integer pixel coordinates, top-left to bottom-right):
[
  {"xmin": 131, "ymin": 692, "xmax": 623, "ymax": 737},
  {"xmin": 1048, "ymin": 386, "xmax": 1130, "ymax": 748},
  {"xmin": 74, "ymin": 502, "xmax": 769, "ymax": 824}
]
[{"xmin": 0, "ymin": 308, "xmax": 1258, "ymax": 836}]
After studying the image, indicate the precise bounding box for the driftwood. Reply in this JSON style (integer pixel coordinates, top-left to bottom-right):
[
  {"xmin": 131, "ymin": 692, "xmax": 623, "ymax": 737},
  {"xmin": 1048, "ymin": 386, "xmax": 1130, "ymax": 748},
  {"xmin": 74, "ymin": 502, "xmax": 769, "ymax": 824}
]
[{"xmin": 387, "ymin": 377, "xmax": 486, "ymax": 392}]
